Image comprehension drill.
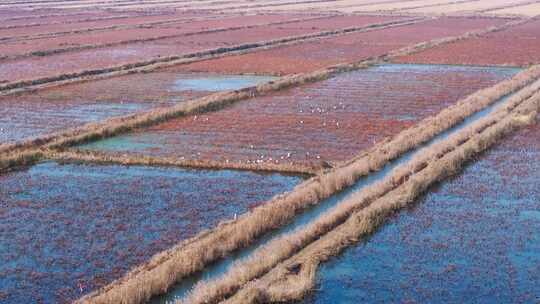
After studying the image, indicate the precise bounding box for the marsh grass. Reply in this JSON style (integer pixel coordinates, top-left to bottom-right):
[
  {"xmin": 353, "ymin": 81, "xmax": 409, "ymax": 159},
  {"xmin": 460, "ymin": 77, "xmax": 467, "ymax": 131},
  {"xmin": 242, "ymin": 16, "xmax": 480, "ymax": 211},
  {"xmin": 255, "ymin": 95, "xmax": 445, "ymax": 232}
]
[
  {"xmin": 45, "ymin": 149, "xmax": 321, "ymax": 175},
  {"xmin": 210, "ymin": 83, "xmax": 540, "ymax": 304},
  {"xmin": 1, "ymin": 15, "xmax": 538, "ymax": 304},
  {"xmin": 76, "ymin": 65, "xmax": 540, "ymax": 304}
]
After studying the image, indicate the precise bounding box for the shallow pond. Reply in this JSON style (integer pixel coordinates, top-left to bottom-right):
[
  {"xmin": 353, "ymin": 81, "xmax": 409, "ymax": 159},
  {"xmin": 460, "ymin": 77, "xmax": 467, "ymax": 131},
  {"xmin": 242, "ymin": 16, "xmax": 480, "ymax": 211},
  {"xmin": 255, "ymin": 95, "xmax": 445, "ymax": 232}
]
[
  {"xmin": 0, "ymin": 162, "xmax": 301, "ymax": 303},
  {"xmin": 302, "ymin": 119, "xmax": 540, "ymax": 303},
  {"xmin": 172, "ymin": 74, "xmax": 277, "ymax": 92}
]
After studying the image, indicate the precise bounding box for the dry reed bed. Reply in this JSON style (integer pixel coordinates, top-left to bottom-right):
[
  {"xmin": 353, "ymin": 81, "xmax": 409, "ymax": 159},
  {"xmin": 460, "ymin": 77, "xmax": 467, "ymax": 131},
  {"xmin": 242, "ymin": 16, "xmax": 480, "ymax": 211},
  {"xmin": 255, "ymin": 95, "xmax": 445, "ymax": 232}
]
[
  {"xmin": 338, "ymin": 0, "xmax": 473, "ymax": 13},
  {"xmin": 179, "ymin": 76, "xmax": 540, "ymax": 303},
  {"xmin": 83, "ymin": 0, "xmax": 245, "ymax": 10},
  {"xmin": 348, "ymin": 9, "xmax": 523, "ymax": 19},
  {"xmin": 25, "ymin": 0, "xmax": 201, "ymax": 9},
  {"xmin": 106, "ymin": 0, "xmax": 263, "ymax": 11},
  {"xmin": 449, "ymin": 0, "xmax": 540, "ymax": 18},
  {"xmin": 478, "ymin": 0, "xmax": 540, "ymax": 13},
  {"xmin": 0, "ymin": 149, "xmax": 44, "ymax": 173},
  {"xmin": 248, "ymin": 0, "xmax": 422, "ymax": 13},
  {"xmin": 198, "ymin": 0, "xmax": 336, "ymax": 12},
  {"xmin": 74, "ymin": 64, "xmax": 540, "ymax": 304},
  {"xmin": 0, "ymin": 17, "xmax": 422, "ymax": 95},
  {"xmin": 0, "ymin": 15, "xmax": 333, "ymax": 62},
  {"xmin": 213, "ymin": 94, "xmax": 540, "ymax": 303},
  {"xmin": 396, "ymin": 0, "xmax": 529, "ymax": 15},
  {"xmin": 224, "ymin": 96, "xmax": 540, "ymax": 304},
  {"xmin": 489, "ymin": 2, "xmax": 540, "ymax": 17},
  {"xmin": 385, "ymin": 0, "xmax": 483, "ymax": 13},
  {"xmin": 45, "ymin": 149, "xmax": 321, "ymax": 175}
]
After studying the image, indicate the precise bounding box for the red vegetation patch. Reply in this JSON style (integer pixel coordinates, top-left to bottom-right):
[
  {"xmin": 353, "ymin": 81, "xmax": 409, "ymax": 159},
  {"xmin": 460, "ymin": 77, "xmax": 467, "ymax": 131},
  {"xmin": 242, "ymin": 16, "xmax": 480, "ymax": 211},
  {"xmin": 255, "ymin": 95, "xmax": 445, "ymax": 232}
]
[
  {"xmin": 92, "ymin": 64, "xmax": 518, "ymax": 166},
  {"xmin": 173, "ymin": 16, "xmax": 508, "ymax": 75},
  {"xmin": 0, "ymin": 13, "xmax": 307, "ymax": 58},
  {"xmin": 396, "ymin": 19, "xmax": 540, "ymax": 67},
  {"xmin": 0, "ymin": 8, "xmax": 103, "ymax": 20},
  {"xmin": 1, "ymin": 15, "xmax": 371, "ymax": 82},
  {"xmin": 0, "ymin": 10, "xmax": 145, "ymax": 28},
  {"xmin": 0, "ymin": 11, "xmax": 203, "ymax": 39}
]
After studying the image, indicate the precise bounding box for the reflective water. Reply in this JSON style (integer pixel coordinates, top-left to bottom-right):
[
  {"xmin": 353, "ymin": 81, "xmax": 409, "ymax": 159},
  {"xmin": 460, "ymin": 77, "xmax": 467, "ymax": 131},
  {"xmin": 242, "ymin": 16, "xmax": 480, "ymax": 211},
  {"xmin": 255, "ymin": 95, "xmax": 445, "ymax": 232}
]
[
  {"xmin": 304, "ymin": 118, "xmax": 540, "ymax": 303},
  {"xmin": 152, "ymin": 67, "xmax": 519, "ymax": 303},
  {"xmin": 172, "ymin": 75, "xmax": 277, "ymax": 92},
  {"xmin": 0, "ymin": 162, "xmax": 302, "ymax": 304}
]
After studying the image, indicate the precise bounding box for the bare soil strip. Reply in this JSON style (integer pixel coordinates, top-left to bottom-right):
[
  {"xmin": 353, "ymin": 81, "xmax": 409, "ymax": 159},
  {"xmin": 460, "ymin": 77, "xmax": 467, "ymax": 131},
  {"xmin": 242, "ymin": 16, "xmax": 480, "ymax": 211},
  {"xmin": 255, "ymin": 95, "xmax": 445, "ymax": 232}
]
[
  {"xmin": 390, "ymin": 0, "xmax": 482, "ymax": 12},
  {"xmin": 451, "ymin": 0, "xmax": 540, "ymax": 14},
  {"xmin": 72, "ymin": 64, "xmax": 540, "ymax": 304},
  {"xmin": 241, "ymin": 0, "xmax": 428, "ymax": 13},
  {"xmin": 197, "ymin": 0, "xmax": 352, "ymax": 12},
  {"xmin": 488, "ymin": 2, "xmax": 540, "ymax": 17},
  {"xmin": 479, "ymin": 0, "xmax": 540, "ymax": 13},
  {"xmin": 96, "ymin": 0, "xmax": 322, "ymax": 11},
  {"xmin": 81, "ymin": 0, "xmax": 249, "ymax": 10},
  {"xmin": 407, "ymin": 0, "xmax": 540, "ymax": 17},
  {"xmin": 339, "ymin": 0, "xmax": 480, "ymax": 13},
  {"xmin": 165, "ymin": 0, "xmax": 342, "ymax": 12},
  {"xmin": 0, "ymin": 0, "xmax": 206, "ymax": 8},
  {"xmin": 219, "ymin": 83, "xmax": 540, "ymax": 304}
]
